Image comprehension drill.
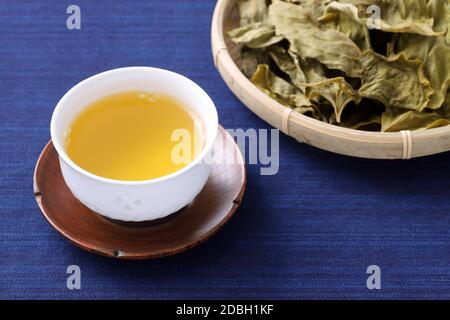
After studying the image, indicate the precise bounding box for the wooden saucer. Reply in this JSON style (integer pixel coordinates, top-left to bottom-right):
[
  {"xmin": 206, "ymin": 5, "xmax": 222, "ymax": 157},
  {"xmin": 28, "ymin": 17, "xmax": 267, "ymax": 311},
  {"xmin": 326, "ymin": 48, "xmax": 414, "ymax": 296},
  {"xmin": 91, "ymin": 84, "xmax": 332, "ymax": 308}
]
[{"xmin": 33, "ymin": 126, "xmax": 246, "ymax": 259}]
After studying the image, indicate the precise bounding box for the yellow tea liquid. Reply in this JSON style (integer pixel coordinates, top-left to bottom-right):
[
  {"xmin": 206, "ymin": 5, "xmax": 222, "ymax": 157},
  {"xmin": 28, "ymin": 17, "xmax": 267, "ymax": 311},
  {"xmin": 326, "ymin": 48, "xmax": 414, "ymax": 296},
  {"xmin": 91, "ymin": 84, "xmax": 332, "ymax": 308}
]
[{"xmin": 65, "ymin": 91, "xmax": 204, "ymax": 181}]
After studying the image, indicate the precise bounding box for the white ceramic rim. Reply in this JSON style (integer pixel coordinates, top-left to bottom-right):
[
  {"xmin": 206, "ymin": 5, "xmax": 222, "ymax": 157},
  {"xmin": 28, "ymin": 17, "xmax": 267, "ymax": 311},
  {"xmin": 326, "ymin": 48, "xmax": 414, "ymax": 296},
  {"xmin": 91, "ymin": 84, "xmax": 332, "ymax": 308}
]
[{"xmin": 50, "ymin": 66, "xmax": 219, "ymax": 186}]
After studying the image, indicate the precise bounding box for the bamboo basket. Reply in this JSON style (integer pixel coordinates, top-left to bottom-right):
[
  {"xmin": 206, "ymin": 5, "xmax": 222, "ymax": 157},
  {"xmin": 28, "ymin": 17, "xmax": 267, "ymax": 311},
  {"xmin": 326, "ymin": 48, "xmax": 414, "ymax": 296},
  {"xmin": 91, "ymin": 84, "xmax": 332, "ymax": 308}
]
[{"xmin": 211, "ymin": 0, "xmax": 450, "ymax": 159}]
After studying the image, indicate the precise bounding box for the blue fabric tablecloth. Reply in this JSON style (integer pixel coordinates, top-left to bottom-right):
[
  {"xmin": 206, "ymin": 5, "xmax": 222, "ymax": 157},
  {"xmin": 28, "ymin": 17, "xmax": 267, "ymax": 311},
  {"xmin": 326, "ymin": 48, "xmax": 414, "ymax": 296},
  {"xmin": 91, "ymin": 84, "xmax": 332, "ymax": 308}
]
[{"xmin": 0, "ymin": 0, "xmax": 449, "ymax": 300}]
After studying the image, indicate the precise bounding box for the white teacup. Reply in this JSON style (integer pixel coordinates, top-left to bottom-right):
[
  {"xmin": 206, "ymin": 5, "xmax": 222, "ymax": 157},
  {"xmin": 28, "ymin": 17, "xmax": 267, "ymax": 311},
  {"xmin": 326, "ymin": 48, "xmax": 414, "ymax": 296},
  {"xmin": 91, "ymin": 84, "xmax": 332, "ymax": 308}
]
[{"xmin": 50, "ymin": 67, "xmax": 218, "ymax": 222}]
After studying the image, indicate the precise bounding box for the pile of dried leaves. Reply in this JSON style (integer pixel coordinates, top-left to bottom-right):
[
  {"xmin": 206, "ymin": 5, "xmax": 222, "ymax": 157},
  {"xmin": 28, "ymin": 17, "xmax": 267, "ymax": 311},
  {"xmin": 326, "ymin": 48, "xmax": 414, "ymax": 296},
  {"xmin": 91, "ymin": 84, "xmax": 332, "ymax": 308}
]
[{"xmin": 228, "ymin": 0, "xmax": 450, "ymax": 132}]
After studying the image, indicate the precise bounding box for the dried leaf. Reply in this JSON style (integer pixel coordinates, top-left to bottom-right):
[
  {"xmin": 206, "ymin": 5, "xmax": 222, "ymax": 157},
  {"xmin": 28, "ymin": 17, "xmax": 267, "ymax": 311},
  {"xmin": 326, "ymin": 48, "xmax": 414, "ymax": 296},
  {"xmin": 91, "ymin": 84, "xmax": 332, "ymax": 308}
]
[
  {"xmin": 267, "ymin": 46, "xmax": 309, "ymax": 88},
  {"xmin": 240, "ymin": 48, "xmax": 269, "ymax": 78},
  {"xmin": 268, "ymin": 1, "xmax": 362, "ymax": 76},
  {"xmin": 319, "ymin": 3, "xmax": 371, "ymax": 50},
  {"xmin": 382, "ymin": 106, "xmax": 450, "ymax": 132},
  {"xmin": 268, "ymin": 47, "xmax": 360, "ymax": 122},
  {"xmin": 238, "ymin": 0, "xmax": 269, "ymax": 25},
  {"xmin": 305, "ymin": 77, "xmax": 361, "ymax": 123},
  {"xmin": 227, "ymin": 23, "xmax": 283, "ymax": 48},
  {"xmin": 341, "ymin": 114, "xmax": 381, "ymax": 131},
  {"xmin": 284, "ymin": 0, "xmax": 332, "ymax": 20},
  {"xmin": 392, "ymin": 35, "xmax": 450, "ymax": 110},
  {"xmin": 325, "ymin": 0, "xmax": 448, "ymax": 36},
  {"xmin": 250, "ymin": 64, "xmax": 317, "ymax": 115},
  {"xmin": 358, "ymin": 51, "xmax": 434, "ymax": 112}
]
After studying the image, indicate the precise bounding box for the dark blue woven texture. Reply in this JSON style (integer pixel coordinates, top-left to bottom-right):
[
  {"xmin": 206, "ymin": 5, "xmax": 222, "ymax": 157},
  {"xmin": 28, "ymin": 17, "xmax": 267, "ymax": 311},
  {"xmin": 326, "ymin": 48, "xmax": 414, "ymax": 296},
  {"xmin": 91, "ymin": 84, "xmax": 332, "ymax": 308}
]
[{"xmin": 0, "ymin": 0, "xmax": 449, "ymax": 300}]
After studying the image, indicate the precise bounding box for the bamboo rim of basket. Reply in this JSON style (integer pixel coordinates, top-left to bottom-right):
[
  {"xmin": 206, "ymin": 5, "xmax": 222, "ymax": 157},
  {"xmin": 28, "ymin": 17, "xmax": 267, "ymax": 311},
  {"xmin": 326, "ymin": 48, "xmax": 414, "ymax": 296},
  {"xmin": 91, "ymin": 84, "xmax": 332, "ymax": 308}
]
[{"xmin": 211, "ymin": 0, "xmax": 450, "ymax": 159}]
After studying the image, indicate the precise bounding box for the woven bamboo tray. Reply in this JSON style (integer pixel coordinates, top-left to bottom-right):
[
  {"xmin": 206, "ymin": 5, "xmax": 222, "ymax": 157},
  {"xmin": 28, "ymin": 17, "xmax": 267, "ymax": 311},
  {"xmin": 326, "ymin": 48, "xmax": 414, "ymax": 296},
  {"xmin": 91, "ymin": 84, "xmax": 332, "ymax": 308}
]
[{"xmin": 211, "ymin": 0, "xmax": 450, "ymax": 159}]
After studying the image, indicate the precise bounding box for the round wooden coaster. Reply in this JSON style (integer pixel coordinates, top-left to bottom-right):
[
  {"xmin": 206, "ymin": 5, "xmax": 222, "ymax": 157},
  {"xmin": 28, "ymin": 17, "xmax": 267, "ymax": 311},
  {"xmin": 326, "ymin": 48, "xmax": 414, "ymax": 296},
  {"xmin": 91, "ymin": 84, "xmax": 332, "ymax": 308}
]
[{"xmin": 33, "ymin": 126, "xmax": 246, "ymax": 259}]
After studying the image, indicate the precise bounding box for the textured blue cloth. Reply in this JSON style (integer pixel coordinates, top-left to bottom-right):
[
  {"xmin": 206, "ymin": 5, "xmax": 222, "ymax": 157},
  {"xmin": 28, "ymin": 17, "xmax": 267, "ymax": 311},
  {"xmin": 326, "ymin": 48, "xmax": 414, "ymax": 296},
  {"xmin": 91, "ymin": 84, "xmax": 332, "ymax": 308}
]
[{"xmin": 0, "ymin": 0, "xmax": 449, "ymax": 300}]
